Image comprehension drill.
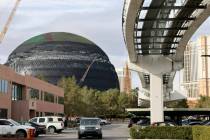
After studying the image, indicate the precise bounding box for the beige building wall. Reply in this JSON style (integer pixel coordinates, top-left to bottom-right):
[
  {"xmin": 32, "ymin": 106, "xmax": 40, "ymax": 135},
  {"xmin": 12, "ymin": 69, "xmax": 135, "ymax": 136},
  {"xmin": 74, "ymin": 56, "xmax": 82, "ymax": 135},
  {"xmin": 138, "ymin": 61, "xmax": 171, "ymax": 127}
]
[{"xmin": 116, "ymin": 63, "xmax": 132, "ymax": 94}]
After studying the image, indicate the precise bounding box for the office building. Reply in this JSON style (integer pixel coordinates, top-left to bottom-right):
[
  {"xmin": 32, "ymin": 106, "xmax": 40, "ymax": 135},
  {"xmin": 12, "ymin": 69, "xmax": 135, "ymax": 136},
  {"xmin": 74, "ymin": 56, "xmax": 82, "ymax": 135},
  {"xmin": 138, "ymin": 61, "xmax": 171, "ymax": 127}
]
[
  {"xmin": 0, "ymin": 64, "xmax": 64, "ymax": 121},
  {"xmin": 183, "ymin": 36, "xmax": 210, "ymax": 107}
]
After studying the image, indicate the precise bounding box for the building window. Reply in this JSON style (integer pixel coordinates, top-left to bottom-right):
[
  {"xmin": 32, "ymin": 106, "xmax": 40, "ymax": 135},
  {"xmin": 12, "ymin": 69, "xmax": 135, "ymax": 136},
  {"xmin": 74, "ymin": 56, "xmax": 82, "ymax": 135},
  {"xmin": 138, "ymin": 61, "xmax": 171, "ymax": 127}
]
[
  {"xmin": 29, "ymin": 88, "xmax": 39, "ymax": 99},
  {"xmin": 44, "ymin": 92, "xmax": 54, "ymax": 103},
  {"xmin": 36, "ymin": 112, "xmax": 39, "ymax": 117},
  {"xmin": 58, "ymin": 97, "xmax": 64, "ymax": 105},
  {"xmin": 45, "ymin": 112, "xmax": 54, "ymax": 116},
  {"xmin": 12, "ymin": 84, "xmax": 23, "ymax": 101},
  {"xmin": 41, "ymin": 91, "xmax": 43, "ymax": 100},
  {"xmin": 0, "ymin": 79, "xmax": 8, "ymax": 94},
  {"xmin": 0, "ymin": 109, "xmax": 7, "ymax": 119}
]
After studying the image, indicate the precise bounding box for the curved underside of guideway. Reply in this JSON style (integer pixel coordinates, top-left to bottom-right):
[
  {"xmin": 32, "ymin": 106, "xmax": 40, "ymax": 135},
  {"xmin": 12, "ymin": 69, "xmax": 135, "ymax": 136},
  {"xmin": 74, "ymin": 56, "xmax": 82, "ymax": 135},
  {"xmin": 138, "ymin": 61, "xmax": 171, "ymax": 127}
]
[{"xmin": 123, "ymin": 0, "xmax": 210, "ymax": 98}]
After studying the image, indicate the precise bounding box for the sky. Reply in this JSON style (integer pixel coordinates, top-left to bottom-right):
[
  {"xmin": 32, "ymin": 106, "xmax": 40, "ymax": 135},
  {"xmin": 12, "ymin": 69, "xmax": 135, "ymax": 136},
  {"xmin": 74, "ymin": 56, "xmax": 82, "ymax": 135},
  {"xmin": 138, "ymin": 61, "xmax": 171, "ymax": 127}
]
[
  {"xmin": 0, "ymin": 0, "xmax": 210, "ymax": 89},
  {"xmin": 0, "ymin": 0, "xmax": 127, "ymax": 65}
]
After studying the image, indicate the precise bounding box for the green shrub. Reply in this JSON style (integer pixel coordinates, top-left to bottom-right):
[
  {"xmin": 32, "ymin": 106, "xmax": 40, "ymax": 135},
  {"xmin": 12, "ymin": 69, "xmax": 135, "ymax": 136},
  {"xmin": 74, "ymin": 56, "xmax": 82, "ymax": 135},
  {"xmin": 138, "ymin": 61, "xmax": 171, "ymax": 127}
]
[
  {"xmin": 130, "ymin": 125, "xmax": 192, "ymax": 139},
  {"xmin": 130, "ymin": 125, "xmax": 210, "ymax": 139},
  {"xmin": 192, "ymin": 126, "xmax": 210, "ymax": 140},
  {"xmin": 130, "ymin": 125, "xmax": 141, "ymax": 139}
]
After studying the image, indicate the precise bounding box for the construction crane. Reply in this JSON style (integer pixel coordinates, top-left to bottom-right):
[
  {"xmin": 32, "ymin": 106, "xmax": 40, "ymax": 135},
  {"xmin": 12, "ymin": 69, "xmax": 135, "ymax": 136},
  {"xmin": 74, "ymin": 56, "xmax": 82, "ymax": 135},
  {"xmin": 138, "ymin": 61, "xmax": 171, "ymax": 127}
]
[
  {"xmin": 0, "ymin": 0, "xmax": 21, "ymax": 43},
  {"xmin": 79, "ymin": 57, "xmax": 98, "ymax": 86}
]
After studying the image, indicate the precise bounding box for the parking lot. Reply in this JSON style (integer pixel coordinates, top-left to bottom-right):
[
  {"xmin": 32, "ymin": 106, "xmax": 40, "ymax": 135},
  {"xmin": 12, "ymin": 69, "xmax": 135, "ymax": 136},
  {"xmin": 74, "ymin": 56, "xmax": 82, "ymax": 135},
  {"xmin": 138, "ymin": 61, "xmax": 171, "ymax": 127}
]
[{"xmin": 37, "ymin": 123, "xmax": 129, "ymax": 140}]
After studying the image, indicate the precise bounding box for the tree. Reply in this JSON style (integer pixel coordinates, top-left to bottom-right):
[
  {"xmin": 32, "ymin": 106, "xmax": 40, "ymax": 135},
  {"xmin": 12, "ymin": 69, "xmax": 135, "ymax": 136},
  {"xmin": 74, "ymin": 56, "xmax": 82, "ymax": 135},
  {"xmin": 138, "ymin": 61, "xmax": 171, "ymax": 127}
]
[
  {"xmin": 196, "ymin": 96, "xmax": 210, "ymax": 108},
  {"xmin": 58, "ymin": 77, "xmax": 85, "ymax": 117},
  {"xmin": 101, "ymin": 89, "xmax": 120, "ymax": 118},
  {"xmin": 59, "ymin": 77, "xmax": 138, "ymax": 118},
  {"xmin": 165, "ymin": 99, "xmax": 188, "ymax": 108}
]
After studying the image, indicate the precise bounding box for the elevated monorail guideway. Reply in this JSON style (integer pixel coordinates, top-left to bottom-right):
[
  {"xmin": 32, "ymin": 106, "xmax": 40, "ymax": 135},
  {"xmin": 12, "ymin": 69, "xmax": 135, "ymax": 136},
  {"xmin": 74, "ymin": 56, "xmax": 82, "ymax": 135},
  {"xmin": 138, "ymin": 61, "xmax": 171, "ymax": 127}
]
[{"xmin": 123, "ymin": 0, "xmax": 210, "ymax": 123}]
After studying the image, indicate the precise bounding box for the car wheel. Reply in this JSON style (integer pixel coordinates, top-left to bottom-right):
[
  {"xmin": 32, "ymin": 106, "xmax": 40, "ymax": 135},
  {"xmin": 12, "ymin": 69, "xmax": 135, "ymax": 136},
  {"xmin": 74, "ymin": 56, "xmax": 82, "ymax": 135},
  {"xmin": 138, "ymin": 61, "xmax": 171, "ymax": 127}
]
[
  {"xmin": 35, "ymin": 133, "xmax": 39, "ymax": 137},
  {"xmin": 48, "ymin": 126, "xmax": 56, "ymax": 134},
  {"xmin": 98, "ymin": 134, "xmax": 102, "ymax": 139},
  {"xmin": 78, "ymin": 134, "xmax": 82, "ymax": 139},
  {"xmin": 57, "ymin": 130, "xmax": 62, "ymax": 133},
  {"xmin": 16, "ymin": 130, "xmax": 26, "ymax": 138}
]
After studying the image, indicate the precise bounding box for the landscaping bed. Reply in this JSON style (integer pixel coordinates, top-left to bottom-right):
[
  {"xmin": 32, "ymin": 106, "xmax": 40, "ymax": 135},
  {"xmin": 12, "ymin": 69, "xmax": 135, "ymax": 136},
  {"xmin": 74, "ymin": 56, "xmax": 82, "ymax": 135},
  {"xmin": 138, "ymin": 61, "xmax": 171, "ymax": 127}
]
[{"xmin": 130, "ymin": 125, "xmax": 210, "ymax": 140}]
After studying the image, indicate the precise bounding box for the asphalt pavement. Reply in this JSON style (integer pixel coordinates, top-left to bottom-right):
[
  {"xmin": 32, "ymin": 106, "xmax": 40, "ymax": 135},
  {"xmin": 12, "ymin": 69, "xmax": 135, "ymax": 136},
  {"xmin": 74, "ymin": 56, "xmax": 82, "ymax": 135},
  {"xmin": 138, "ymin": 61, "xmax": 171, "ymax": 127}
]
[{"xmin": 37, "ymin": 123, "xmax": 129, "ymax": 140}]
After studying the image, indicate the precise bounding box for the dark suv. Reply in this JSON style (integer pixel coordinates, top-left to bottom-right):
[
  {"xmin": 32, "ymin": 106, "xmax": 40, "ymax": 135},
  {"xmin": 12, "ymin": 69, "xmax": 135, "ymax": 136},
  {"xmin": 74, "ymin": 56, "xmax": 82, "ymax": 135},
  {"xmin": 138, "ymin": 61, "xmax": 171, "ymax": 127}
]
[{"xmin": 78, "ymin": 117, "xmax": 102, "ymax": 139}]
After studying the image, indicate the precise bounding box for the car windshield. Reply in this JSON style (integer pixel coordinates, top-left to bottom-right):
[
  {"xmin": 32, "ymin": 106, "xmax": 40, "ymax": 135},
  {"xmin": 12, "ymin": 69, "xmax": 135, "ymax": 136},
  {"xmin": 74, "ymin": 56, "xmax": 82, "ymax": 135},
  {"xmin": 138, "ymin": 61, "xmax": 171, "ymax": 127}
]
[
  {"xmin": 9, "ymin": 119, "xmax": 20, "ymax": 126},
  {"xmin": 80, "ymin": 119, "xmax": 100, "ymax": 125}
]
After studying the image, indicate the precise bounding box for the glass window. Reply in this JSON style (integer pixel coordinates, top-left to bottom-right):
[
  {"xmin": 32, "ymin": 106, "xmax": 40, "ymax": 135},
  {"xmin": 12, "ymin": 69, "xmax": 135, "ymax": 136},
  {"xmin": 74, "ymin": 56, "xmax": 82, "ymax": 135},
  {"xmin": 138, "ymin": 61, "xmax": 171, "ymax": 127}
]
[
  {"xmin": 58, "ymin": 118, "xmax": 63, "ymax": 122},
  {"xmin": 0, "ymin": 109, "xmax": 7, "ymax": 119},
  {"xmin": 12, "ymin": 84, "xmax": 23, "ymax": 101},
  {"xmin": 0, "ymin": 120, "xmax": 11, "ymax": 125},
  {"xmin": 29, "ymin": 88, "xmax": 39, "ymax": 99},
  {"xmin": 39, "ymin": 118, "xmax": 45, "ymax": 123},
  {"xmin": 48, "ymin": 118, "xmax": 53, "ymax": 122},
  {"xmin": 44, "ymin": 92, "xmax": 54, "ymax": 103},
  {"xmin": 31, "ymin": 118, "xmax": 37, "ymax": 123},
  {"xmin": 45, "ymin": 112, "xmax": 54, "ymax": 116},
  {"xmin": 58, "ymin": 97, "xmax": 64, "ymax": 105},
  {"xmin": 0, "ymin": 79, "xmax": 8, "ymax": 94},
  {"xmin": 41, "ymin": 91, "xmax": 43, "ymax": 100}
]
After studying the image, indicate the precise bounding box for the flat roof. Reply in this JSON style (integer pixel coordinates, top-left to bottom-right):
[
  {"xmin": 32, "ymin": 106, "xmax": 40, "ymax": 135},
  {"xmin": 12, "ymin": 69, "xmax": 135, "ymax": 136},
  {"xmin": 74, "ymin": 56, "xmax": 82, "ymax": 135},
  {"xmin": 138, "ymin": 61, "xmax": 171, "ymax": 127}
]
[{"xmin": 126, "ymin": 108, "xmax": 210, "ymax": 116}]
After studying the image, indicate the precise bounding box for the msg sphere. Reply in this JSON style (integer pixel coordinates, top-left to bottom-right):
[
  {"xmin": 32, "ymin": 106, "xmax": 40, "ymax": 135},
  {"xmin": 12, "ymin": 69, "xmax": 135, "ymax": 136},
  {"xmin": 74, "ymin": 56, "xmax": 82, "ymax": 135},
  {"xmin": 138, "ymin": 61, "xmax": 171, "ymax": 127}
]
[{"xmin": 6, "ymin": 32, "xmax": 119, "ymax": 91}]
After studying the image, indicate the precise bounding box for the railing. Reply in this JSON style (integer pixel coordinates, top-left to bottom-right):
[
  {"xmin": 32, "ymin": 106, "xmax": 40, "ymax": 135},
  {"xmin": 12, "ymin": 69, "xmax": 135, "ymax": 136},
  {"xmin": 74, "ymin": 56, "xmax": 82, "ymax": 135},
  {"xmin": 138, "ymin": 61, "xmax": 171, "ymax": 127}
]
[{"xmin": 122, "ymin": 0, "xmax": 130, "ymax": 43}]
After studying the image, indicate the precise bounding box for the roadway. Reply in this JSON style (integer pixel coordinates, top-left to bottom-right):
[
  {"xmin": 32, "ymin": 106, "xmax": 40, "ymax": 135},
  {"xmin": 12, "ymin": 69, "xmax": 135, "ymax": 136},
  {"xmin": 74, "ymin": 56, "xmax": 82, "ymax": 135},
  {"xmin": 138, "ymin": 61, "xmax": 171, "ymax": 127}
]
[{"xmin": 37, "ymin": 123, "xmax": 129, "ymax": 140}]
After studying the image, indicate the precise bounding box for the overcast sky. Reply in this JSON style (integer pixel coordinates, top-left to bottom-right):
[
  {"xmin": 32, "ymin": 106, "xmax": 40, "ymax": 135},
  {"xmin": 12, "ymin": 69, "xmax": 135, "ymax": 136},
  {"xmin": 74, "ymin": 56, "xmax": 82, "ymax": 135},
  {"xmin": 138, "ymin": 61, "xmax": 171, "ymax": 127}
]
[
  {"xmin": 0, "ymin": 0, "xmax": 210, "ymax": 89},
  {"xmin": 0, "ymin": 0, "xmax": 127, "ymax": 65}
]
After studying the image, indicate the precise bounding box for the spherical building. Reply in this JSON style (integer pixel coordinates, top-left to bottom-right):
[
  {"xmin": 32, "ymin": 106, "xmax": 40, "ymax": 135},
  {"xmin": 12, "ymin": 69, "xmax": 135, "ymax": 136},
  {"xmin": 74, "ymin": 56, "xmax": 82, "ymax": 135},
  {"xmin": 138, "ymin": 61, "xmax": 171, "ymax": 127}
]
[{"xmin": 6, "ymin": 32, "xmax": 119, "ymax": 91}]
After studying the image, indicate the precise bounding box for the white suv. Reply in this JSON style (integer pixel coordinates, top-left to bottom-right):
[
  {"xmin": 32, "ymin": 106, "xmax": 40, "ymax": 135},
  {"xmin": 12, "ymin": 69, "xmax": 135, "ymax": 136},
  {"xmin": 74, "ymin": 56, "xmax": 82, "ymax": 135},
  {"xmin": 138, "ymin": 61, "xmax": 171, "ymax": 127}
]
[
  {"xmin": 0, "ymin": 119, "xmax": 35, "ymax": 138},
  {"xmin": 29, "ymin": 116, "xmax": 64, "ymax": 133}
]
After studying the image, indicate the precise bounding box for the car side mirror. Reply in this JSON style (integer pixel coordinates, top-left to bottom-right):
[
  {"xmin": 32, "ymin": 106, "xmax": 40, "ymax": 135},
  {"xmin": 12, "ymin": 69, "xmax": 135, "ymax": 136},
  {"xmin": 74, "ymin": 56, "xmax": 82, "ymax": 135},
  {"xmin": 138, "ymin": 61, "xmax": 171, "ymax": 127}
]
[{"xmin": 10, "ymin": 124, "xmax": 14, "ymax": 127}]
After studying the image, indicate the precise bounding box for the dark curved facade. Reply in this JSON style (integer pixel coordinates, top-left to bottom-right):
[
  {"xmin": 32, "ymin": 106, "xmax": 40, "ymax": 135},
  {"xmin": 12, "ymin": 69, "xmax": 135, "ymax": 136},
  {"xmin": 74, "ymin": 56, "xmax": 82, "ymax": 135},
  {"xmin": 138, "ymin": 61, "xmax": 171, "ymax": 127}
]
[{"xmin": 6, "ymin": 32, "xmax": 119, "ymax": 91}]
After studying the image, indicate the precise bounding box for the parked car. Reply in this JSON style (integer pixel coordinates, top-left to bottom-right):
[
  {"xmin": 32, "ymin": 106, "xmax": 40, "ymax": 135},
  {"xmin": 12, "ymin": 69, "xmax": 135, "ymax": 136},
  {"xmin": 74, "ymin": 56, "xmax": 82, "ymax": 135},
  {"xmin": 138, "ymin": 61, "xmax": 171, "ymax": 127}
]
[
  {"xmin": 152, "ymin": 121, "xmax": 176, "ymax": 126},
  {"xmin": 182, "ymin": 119, "xmax": 202, "ymax": 125},
  {"xmin": 29, "ymin": 116, "xmax": 64, "ymax": 134},
  {"xmin": 128, "ymin": 117, "xmax": 150, "ymax": 128},
  {"xmin": 202, "ymin": 120, "xmax": 210, "ymax": 125},
  {"xmin": 0, "ymin": 119, "xmax": 35, "ymax": 138},
  {"xmin": 25, "ymin": 121, "xmax": 46, "ymax": 137},
  {"xmin": 99, "ymin": 118, "xmax": 111, "ymax": 125},
  {"xmin": 136, "ymin": 118, "xmax": 150, "ymax": 127},
  {"xmin": 188, "ymin": 121, "xmax": 202, "ymax": 126},
  {"xmin": 78, "ymin": 117, "xmax": 102, "ymax": 139}
]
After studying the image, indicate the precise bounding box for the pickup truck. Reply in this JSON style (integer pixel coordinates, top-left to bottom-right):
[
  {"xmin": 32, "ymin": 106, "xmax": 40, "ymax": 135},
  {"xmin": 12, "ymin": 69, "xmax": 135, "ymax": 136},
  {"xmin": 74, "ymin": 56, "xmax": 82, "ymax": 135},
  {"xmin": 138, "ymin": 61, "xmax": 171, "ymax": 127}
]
[
  {"xmin": 29, "ymin": 116, "xmax": 64, "ymax": 133},
  {"xmin": 0, "ymin": 119, "xmax": 35, "ymax": 138}
]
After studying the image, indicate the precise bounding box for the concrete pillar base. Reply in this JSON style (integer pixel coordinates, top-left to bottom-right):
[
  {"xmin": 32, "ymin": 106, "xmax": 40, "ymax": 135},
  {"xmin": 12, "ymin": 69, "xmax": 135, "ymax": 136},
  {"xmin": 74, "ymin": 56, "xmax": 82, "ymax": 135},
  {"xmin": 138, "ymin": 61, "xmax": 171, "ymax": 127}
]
[{"xmin": 150, "ymin": 74, "xmax": 164, "ymax": 124}]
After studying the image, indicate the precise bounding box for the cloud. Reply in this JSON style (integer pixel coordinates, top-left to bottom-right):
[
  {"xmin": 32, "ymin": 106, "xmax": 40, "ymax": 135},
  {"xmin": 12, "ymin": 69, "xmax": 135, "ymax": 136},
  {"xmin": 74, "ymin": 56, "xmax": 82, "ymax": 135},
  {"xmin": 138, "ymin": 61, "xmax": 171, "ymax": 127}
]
[{"xmin": 0, "ymin": 0, "xmax": 127, "ymax": 68}]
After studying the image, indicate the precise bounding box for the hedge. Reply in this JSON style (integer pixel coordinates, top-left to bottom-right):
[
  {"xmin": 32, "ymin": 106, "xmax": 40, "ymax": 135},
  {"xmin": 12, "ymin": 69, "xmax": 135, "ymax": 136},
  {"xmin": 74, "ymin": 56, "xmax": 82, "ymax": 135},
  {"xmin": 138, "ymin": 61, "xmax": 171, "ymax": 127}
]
[
  {"xmin": 192, "ymin": 126, "xmax": 210, "ymax": 140},
  {"xmin": 130, "ymin": 125, "xmax": 210, "ymax": 140}
]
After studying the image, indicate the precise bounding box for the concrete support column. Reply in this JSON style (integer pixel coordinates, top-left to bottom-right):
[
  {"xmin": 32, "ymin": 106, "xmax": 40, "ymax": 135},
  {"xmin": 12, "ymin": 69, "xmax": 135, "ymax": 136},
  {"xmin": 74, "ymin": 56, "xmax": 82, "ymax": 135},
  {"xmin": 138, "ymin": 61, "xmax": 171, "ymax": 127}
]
[{"xmin": 150, "ymin": 74, "xmax": 164, "ymax": 124}]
